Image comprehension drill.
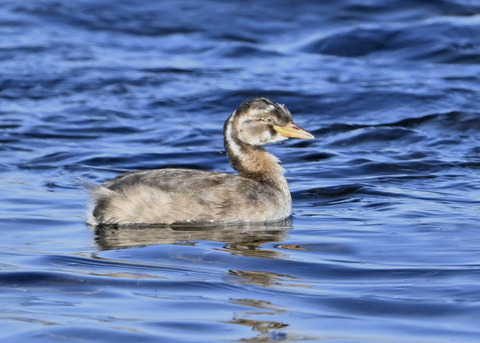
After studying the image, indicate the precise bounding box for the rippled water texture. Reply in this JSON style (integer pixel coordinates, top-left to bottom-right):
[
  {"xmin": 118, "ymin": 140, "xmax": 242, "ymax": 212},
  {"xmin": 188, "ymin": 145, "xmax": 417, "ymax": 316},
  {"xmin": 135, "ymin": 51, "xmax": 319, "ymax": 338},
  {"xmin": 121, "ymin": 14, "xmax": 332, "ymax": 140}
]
[{"xmin": 2, "ymin": 1, "xmax": 480, "ymax": 342}]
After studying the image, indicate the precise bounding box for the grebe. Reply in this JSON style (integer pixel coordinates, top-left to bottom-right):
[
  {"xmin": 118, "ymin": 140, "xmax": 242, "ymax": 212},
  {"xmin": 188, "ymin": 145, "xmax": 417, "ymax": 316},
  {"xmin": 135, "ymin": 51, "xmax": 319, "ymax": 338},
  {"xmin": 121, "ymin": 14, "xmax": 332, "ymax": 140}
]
[{"xmin": 88, "ymin": 98, "xmax": 314, "ymax": 226}]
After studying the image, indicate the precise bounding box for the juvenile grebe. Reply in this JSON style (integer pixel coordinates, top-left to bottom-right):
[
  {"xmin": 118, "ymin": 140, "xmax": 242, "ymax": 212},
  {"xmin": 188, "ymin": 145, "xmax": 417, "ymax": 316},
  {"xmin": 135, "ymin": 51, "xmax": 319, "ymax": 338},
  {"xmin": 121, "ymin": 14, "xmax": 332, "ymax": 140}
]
[{"xmin": 88, "ymin": 98, "xmax": 314, "ymax": 226}]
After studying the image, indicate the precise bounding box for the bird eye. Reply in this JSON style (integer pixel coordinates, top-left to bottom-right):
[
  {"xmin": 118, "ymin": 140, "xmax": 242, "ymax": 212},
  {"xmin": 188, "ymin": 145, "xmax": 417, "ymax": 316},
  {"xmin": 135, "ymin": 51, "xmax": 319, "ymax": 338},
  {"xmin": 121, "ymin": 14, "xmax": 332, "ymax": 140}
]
[{"xmin": 265, "ymin": 117, "xmax": 274, "ymax": 124}]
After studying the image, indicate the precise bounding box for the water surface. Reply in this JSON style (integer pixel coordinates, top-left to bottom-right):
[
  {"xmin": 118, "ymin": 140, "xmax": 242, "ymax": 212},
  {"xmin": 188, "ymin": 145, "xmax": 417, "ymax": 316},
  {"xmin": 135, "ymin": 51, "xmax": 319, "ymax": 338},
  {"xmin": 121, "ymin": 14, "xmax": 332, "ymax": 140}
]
[{"xmin": 1, "ymin": 0, "xmax": 480, "ymax": 342}]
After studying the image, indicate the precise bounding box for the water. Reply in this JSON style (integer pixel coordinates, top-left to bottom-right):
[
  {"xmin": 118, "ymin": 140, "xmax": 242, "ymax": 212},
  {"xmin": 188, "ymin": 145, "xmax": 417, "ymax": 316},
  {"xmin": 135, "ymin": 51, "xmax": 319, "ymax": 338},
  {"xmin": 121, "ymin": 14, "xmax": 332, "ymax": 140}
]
[{"xmin": 1, "ymin": 0, "xmax": 480, "ymax": 341}]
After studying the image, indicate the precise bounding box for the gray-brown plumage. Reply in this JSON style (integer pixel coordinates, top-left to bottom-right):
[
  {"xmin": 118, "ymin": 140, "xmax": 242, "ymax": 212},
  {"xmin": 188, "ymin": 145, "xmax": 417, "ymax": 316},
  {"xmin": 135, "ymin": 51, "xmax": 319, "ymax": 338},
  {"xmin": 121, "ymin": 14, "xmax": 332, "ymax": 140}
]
[{"xmin": 88, "ymin": 98, "xmax": 314, "ymax": 226}]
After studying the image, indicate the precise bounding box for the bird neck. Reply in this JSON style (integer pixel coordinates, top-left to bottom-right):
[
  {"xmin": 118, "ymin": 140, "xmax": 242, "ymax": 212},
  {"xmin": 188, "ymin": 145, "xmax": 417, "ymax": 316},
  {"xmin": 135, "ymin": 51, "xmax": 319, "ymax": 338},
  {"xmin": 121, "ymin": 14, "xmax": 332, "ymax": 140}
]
[{"xmin": 223, "ymin": 114, "xmax": 288, "ymax": 193}]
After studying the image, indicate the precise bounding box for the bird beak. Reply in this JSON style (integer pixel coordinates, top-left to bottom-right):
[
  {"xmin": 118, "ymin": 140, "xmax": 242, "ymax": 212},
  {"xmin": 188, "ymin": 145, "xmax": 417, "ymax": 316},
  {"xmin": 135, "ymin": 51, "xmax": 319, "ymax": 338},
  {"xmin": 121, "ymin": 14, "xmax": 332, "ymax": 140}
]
[{"xmin": 274, "ymin": 122, "xmax": 314, "ymax": 139}]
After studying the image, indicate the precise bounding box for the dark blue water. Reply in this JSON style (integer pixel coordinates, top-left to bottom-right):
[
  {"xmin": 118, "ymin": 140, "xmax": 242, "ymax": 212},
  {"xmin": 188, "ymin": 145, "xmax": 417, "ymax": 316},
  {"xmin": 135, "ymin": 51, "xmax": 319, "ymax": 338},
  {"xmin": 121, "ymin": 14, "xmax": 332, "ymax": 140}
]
[{"xmin": 2, "ymin": 0, "xmax": 480, "ymax": 341}]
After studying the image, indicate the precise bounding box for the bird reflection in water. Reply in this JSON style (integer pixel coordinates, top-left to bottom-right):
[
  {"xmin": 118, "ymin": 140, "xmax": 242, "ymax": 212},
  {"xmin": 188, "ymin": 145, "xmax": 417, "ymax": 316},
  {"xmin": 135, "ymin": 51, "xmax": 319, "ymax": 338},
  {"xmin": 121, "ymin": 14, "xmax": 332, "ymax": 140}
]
[
  {"xmin": 93, "ymin": 219, "xmax": 292, "ymax": 256},
  {"xmin": 92, "ymin": 220, "xmax": 298, "ymax": 341}
]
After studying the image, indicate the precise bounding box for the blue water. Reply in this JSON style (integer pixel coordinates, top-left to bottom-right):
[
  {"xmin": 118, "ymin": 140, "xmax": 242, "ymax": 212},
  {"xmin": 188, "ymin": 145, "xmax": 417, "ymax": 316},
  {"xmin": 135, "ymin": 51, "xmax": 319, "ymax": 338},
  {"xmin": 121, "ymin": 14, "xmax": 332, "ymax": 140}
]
[{"xmin": 2, "ymin": 0, "xmax": 480, "ymax": 341}]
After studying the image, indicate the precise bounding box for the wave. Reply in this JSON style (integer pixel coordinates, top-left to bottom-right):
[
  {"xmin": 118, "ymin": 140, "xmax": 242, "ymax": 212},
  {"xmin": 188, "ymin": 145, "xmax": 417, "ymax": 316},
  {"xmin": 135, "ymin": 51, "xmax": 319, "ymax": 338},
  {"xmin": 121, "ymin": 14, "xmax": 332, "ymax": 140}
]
[{"xmin": 299, "ymin": 20, "xmax": 480, "ymax": 64}]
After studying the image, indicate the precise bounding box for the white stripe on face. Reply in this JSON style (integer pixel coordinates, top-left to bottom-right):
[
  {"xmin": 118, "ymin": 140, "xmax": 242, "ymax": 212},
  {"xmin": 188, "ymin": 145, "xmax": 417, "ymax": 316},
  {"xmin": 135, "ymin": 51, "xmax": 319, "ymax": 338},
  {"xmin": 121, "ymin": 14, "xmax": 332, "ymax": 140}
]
[{"xmin": 224, "ymin": 111, "xmax": 243, "ymax": 158}]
